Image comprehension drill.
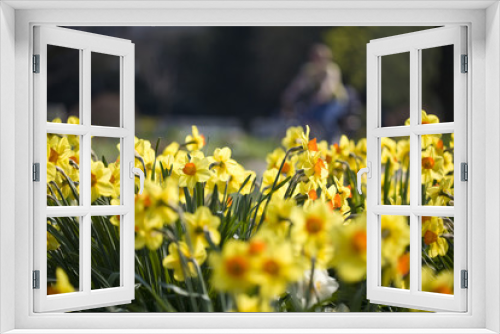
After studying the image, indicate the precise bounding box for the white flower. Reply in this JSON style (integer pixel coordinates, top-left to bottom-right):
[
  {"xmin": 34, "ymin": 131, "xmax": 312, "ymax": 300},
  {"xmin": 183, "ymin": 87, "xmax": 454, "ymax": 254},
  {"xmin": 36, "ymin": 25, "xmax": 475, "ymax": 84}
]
[{"xmin": 297, "ymin": 269, "xmax": 339, "ymax": 308}]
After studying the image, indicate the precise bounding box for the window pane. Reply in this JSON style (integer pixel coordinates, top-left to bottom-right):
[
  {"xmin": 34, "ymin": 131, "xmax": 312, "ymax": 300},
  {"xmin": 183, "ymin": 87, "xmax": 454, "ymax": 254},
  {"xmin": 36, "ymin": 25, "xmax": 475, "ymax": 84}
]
[
  {"xmin": 421, "ymin": 45, "xmax": 454, "ymax": 124},
  {"xmin": 381, "ymin": 52, "xmax": 410, "ymax": 127},
  {"xmin": 91, "ymin": 137, "xmax": 120, "ymax": 205},
  {"xmin": 421, "ymin": 133, "xmax": 454, "ymax": 206},
  {"xmin": 47, "ymin": 45, "xmax": 80, "ymax": 124},
  {"xmin": 421, "ymin": 216, "xmax": 454, "ymax": 295},
  {"xmin": 380, "ymin": 215, "xmax": 410, "ymax": 290},
  {"xmin": 91, "ymin": 216, "xmax": 121, "ymax": 290},
  {"xmin": 380, "ymin": 136, "xmax": 410, "ymax": 205},
  {"xmin": 91, "ymin": 52, "xmax": 121, "ymax": 127},
  {"xmin": 47, "ymin": 216, "xmax": 80, "ymax": 294},
  {"xmin": 47, "ymin": 133, "xmax": 80, "ymax": 206}
]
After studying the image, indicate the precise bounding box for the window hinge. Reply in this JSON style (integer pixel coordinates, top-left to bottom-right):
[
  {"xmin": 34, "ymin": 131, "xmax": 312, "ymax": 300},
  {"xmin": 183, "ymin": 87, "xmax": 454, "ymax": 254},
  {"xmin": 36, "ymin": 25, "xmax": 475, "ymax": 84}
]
[
  {"xmin": 33, "ymin": 163, "xmax": 40, "ymax": 182},
  {"xmin": 461, "ymin": 162, "xmax": 468, "ymax": 181},
  {"xmin": 461, "ymin": 54, "xmax": 468, "ymax": 73},
  {"xmin": 33, "ymin": 270, "xmax": 40, "ymax": 289},
  {"xmin": 461, "ymin": 270, "xmax": 468, "ymax": 289},
  {"xmin": 33, "ymin": 54, "xmax": 40, "ymax": 73}
]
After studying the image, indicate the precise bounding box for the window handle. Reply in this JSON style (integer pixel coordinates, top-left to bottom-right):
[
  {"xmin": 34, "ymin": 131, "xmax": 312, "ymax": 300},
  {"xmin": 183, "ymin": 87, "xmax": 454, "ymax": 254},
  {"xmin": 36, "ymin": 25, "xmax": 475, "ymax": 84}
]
[
  {"xmin": 357, "ymin": 162, "xmax": 372, "ymax": 194},
  {"xmin": 130, "ymin": 162, "xmax": 145, "ymax": 194}
]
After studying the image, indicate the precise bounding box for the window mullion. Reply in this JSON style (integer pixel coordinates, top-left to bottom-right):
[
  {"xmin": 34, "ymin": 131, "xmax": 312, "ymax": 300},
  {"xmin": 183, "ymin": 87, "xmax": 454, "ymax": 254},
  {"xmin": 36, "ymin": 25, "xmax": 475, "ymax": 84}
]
[
  {"xmin": 81, "ymin": 48, "xmax": 92, "ymax": 294},
  {"xmin": 373, "ymin": 126, "xmax": 411, "ymax": 138},
  {"xmin": 373, "ymin": 205, "xmax": 411, "ymax": 215},
  {"xmin": 409, "ymin": 47, "xmax": 420, "ymax": 295},
  {"xmin": 89, "ymin": 126, "xmax": 130, "ymax": 138},
  {"xmin": 412, "ymin": 123, "xmax": 454, "ymax": 135},
  {"xmin": 412, "ymin": 206, "xmax": 455, "ymax": 217}
]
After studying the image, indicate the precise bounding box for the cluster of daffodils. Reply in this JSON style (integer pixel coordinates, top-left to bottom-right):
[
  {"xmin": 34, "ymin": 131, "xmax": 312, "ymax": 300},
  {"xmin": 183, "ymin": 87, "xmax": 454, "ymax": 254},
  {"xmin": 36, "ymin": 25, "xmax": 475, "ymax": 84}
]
[
  {"xmin": 46, "ymin": 110, "xmax": 455, "ymax": 312},
  {"xmin": 379, "ymin": 111, "xmax": 454, "ymax": 292}
]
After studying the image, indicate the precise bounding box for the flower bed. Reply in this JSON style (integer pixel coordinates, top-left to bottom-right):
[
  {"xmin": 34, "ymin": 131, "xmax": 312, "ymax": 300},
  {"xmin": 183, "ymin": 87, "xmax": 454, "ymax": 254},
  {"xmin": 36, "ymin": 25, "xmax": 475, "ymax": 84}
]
[{"xmin": 46, "ymin": 111, "xmax": 454, "ymax": 312}]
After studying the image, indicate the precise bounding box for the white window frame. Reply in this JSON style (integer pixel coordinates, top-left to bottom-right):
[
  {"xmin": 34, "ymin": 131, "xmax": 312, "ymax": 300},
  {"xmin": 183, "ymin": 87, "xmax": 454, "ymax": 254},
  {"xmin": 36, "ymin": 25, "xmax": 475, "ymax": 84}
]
[
  {"xmin": 365, "ymin": 26, "xmax": 467, "ymax": 312},
  {"xmin": 0, "ymin": 2, "xmax": 499, "ymax": 333},
  {"xmin": 33, "ymin": 26, "xmax": 136, "ymax": 313}
]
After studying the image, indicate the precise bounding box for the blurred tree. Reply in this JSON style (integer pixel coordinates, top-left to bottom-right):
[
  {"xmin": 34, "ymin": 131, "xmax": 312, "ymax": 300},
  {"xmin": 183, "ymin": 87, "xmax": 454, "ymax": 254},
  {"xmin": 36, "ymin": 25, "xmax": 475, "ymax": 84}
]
[
  {"xmin": 322, "ymin": 27, "xmax": 432, "ymax": 99},
  {"xmin": 322, "ymin": 26, "xmax": 453, "ymax": 128},
  {"xmin": 60, "ymin": 26, "xmax": 453, "ymax": 137}
]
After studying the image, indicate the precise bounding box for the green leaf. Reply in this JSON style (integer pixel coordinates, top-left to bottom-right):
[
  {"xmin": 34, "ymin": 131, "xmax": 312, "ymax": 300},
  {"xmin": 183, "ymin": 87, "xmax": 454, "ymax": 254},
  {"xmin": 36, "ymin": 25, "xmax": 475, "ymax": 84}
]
[{"xmin": 151, "ymin": 138, "xmax": 161, "ymax": 181}]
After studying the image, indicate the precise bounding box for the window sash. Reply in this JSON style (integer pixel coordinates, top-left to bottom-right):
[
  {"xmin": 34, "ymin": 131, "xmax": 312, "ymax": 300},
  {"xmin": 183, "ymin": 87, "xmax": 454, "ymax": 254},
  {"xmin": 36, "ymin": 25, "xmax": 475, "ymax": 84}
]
[
  {"xmin": 366, "ymin": 26, "xmax": 468, "ymax": 312},
  {"xmin": 33, "ymin": 25, "xmax": 136, "ymax": 313}
]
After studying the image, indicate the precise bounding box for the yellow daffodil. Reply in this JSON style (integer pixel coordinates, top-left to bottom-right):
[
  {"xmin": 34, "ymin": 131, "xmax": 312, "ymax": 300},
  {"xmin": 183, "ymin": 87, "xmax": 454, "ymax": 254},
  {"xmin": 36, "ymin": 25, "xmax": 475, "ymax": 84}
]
[
  {"xmin": 293, "ymin": 180, "xmax": 318, "ymax": 204},
  {"xmin": 300, "ymin": 151, "xmax": 328, "ymax": 186},
  {"xmin": 185, "ymin": 206, "xmax": 221, "ymax": 248},
  {"xmin": 163, "ymin": 241, "xmax": 207, "ymax": 281},
  {"xmin": 175, "ymin": 152, "xmax": 212, "ymax": 189},
  {"xmin": 67, "ymin": 116, "xmax": 79, "ymax": 124},
  {"xmin": 261, "ymin": 169, "xmax": 285, "ymax": 196},
  {"xmin": 354, "ymin": 139, "xmax": 367, "ymax": 166},
  {"xmin": 281, "ymin": 126, "xmax": 304, "ymax": 150},
  {"xmin": 298, "ymin": 126, "xmax": 320, "ymax": 153},
  {"xmin": 66, "ymin": 116, "xmax": 80, "ymax": 150},
  {"xmin": 421, "ymin": 110, "xmax": 440, "ymax": 124},
  {"xmin": 422, "ymin": 216, "xmax": 449, "ymax": 258},
  {"xmin": 238, "ymin": 169, "xmax": 256, "ymax": 195},
  {"xmin": 46, "ymin": 144, "xmax": 57, "ymax": 183},
  {"xmin": 262, "ymin": 197, "xmax": 296, "ymax": 237},
  {"xmin": 155, "ymin": 154, "xmax": 175, "ymax": 177},
  {"xmin": 291, "ymin": 201, "xmax": 343, "ymax": 263},
  {"xmin": 47, "ymin": 231, "xmax": 60, "ymax": 251},
  {"xmin": 333, "ymin": 135, "xmax": 351, "ymax": 160},
  {"xmin": 405, "ymin": 110, "xmax": 440, "ymax": 125},
  {"xmin": 266, "ymin": 148, "xmax": 288, "ymax": 173},
  {"xmin": 330, "ymin": 215, "xmax": 367, "ymax": 283},
  {"xmin": 210, "ymin": 240, "xmax": 254, "ymax": 293},
  {"xmin": 396, "ymin": 138, "xmax": 410, "ymax": 171},
  {"xmin": 207, "ymin": 163, "xmax": 254, "ymax": 198},
  {"xmin": 135, "ymin": 215, "xmax": 164, "ymax": 250},
  {"xmin": 47, "ymin": 268, "xmax": 75, "ymax": 295},
  {"xmin": 322, "ymin": 176, "xmax": 351, "ymax": 215},
  {"xmin": 442, "ymin": 151, "xmax": 454, "ymax": 175},
  {"xmin": 90, "ymin": 161, "xmax": 114, "ymax": 202},
  {"xmin": 211, "ymin": 147, "xmax": 239, "ymax": 182},
  {"xmin": 247, "ymin": 229, "xmax": 275, "ymax": 256},
  {"xmin": 185, "ymin": 125, "xmax": 206, "ymax": 151},
  {"xmin": 292, "ymin": 201, "xmax": 341, "ymax": 246},
  {"xmin": 110, "ymin": 214, "xmax": 121, "ymax": 227},
  {"xmin": 134, "ymin": 137, "xmax": 156, "ymax": 172},
  {"xmin": 421, "ymin": 146, "xmax": 445, "ymax": 184},
  {"xmin": 421, "ymin": 134, "xmax": 442, "ymax": 151},
  {"xmin": 333, "ymin": 175, "xmax": 351, "ymax": 200},
  {"xmin": 235, "ymin": 294, "xmax": 272, "ymax": 312},
  {"xmin": 250, "ymin": 241, "xmax": 304, "ymax": 298},
  {"xmin": 47, "ymin": 221, "xmax": 60, "ymax": 251},
  {"xmin": 156, "ymin": 178, "xmax": 180, "ymax": 224},
  {"xmin": 162, "ymin": 141, "xmax": 180, "ymax": 156},
  {"xmin": 381, "ymin": 137, "xmax": 400, "ymax": 173},
  {"xmin": 107, "ymin": 161, "xmax": 121, "ymax": 199},
  {"xmin": 381, "ymin": 215, "xmax": 410, "ymax": 265},
  {"xmin": 426, "ymin": 176, "xmax": 454, "ymax": 206},
  {"xmin": 317, "ymin": 140, "xmax": 330, "ymax": 160},
  {"xmin": 382, "ymin": 251, "xmax": 410, "ymax": 290},
  {"xmin": 132, "ymin": 179, "xmax": 178, "ymax": 249},
  {"xmin": 47, "ymin": 135, "xmax": 74, "ymax": 172},
  {"xmin": 421, "ymin": 267, "xmax": 453, "ymax": 294}
]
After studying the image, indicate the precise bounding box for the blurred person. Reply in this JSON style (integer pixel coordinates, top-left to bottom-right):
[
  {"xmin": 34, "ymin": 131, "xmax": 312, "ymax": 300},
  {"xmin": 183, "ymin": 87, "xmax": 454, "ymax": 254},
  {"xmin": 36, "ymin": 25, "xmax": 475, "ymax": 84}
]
[{"xmin": 282, "ymin": 44, "xmax": 349, "ymax": 142}]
